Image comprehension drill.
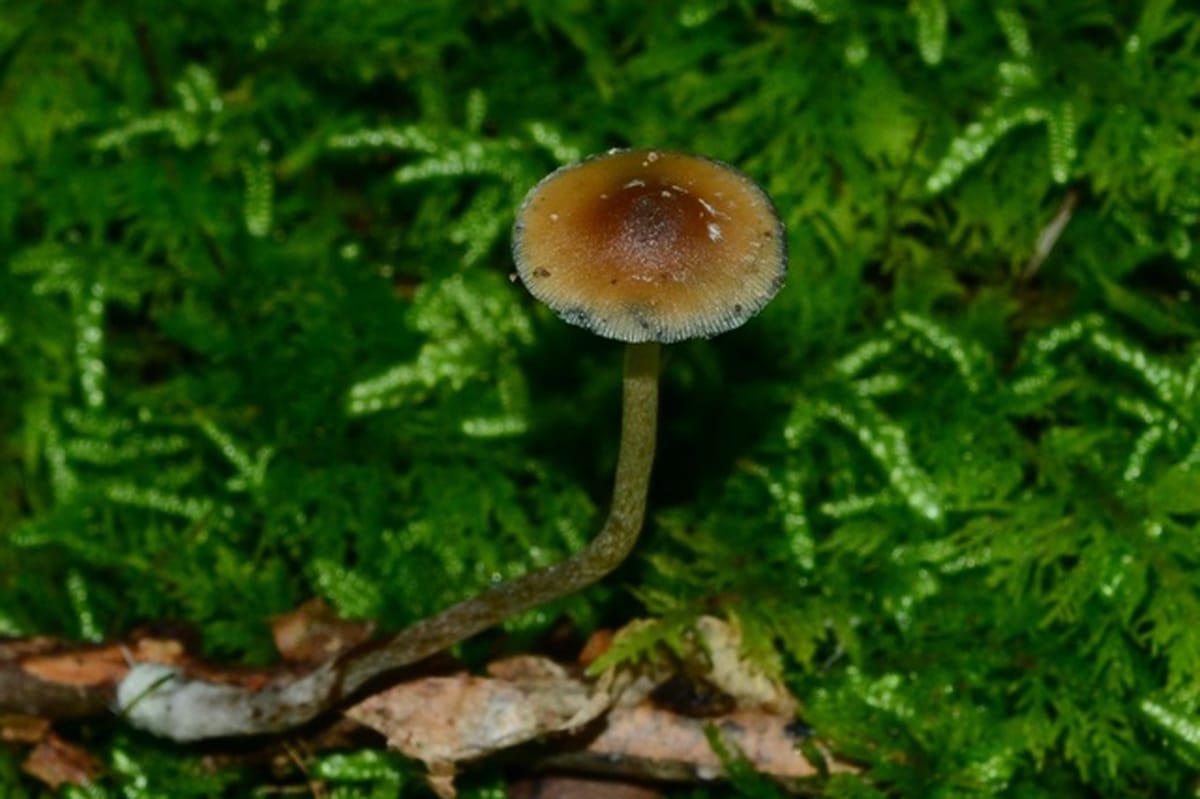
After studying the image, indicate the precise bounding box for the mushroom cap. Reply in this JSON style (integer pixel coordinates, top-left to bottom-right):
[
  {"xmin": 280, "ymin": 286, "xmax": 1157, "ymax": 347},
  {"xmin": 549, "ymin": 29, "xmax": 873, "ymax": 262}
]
[{"xmin": 512, "ymin": 149, "xmax": 787, "ymax": 344}]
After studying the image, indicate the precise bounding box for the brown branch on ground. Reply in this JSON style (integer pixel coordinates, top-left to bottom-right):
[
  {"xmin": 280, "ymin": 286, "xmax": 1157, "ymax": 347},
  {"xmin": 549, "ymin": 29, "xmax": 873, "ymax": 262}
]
[{"xmin": 0, "ymin": 635, "xmax": 177, "ymax": 719}]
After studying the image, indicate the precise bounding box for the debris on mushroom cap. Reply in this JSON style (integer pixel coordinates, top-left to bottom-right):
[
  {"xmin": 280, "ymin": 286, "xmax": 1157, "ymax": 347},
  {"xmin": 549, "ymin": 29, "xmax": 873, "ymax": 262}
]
[{"xmin": 512, "ymin": 149, "xmax": 787, "ymax": 344}]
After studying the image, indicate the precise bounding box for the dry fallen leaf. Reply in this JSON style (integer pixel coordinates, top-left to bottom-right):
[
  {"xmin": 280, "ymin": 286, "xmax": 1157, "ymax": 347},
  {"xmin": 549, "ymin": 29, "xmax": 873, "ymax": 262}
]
[
  {"xmin": 570, "ymin": 703, "xmax": 848, "ymax": 782},
  {"xmin": 351, "ymin": 655, "xmax": 619, "ymax": 759},
  {"xmin": 272, "ymin": 598, "xmax": 375, "ymax": 663},
  {"xmin": 578, "ymin": 629, "xmax": 615, "ymax": 666},
  {"xmin": 691, "ymin": 616, "xmax": 798, "ymax": 716},
  {"xmin": 598, "ymin": 615, "xmax": 798, "ymax": 717},
  {"xmin": 348, "ymin": 656, "xmax": 620, "ymax": 798}
]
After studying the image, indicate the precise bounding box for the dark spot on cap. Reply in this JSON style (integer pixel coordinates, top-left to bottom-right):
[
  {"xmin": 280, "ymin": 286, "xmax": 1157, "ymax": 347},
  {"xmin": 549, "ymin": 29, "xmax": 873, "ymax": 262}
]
[
  {"xmin": 563, "ymin": 307, "xmax": 593, "ymax": 327},
  {"xmin": 785, "ymin": 719, "xmax": 816, "ymax": 739}
]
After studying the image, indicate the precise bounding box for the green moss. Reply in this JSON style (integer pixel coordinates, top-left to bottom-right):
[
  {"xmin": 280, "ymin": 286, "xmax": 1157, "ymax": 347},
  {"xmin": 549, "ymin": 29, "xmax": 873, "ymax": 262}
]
[{"xmin": 2, "ymin": 1, "xmax": 1199, "ymax": 795}]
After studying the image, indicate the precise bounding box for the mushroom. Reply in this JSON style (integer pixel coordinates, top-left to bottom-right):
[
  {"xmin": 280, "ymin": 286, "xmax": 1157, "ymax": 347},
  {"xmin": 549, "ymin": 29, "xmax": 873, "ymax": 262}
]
[
  {"xmin": 502, "ymin": 148, "xmax": 788, "ymax": 609},
  {"xmin": 114, "ymin": 149, "xmax": 786, "ymax": 741},
  {"xmin": 355, "ymin": 148, "xmax": 786, "ymax": 674}
]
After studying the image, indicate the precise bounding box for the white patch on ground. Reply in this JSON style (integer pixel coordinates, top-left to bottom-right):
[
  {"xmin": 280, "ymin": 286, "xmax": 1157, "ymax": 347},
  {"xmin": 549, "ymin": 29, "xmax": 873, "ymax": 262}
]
[{"xmin": 116, "ymin": 662, "xmax": 338, "ymax": 741}]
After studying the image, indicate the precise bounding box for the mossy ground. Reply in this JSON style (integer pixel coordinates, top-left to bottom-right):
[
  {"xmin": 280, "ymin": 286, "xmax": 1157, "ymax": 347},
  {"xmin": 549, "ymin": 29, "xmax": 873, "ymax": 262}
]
[{"xmin": 2, "ymin": 1, "xmax": 1199, "ymax": 796}]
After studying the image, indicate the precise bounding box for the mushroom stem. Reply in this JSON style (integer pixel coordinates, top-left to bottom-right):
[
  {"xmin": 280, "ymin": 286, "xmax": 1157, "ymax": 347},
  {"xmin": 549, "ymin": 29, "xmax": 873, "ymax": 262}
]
[
  {"xmin": 589, "ymin": 340, "xmax": 661, "ymax": 573},
  {"xmin": 339, "ymin": 341, "xmax": 660, "ymax": 695}
]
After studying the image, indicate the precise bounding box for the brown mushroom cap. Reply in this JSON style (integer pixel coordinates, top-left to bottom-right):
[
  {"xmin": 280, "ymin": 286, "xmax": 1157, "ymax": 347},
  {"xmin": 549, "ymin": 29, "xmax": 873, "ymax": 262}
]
[{"xmin": 512, "ymin": 149, "xmax": 787, "ymax": 344}]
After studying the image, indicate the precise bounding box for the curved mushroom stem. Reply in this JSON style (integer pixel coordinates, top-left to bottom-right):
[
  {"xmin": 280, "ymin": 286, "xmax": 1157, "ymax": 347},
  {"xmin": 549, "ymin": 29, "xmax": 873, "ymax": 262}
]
[
  {"xmin": 119, "ymin": 343, "xmax": 661, "ymax": 740},
  {"xmin": 339, "ymin": 340, "xmax": 661, "ymax": 695}
]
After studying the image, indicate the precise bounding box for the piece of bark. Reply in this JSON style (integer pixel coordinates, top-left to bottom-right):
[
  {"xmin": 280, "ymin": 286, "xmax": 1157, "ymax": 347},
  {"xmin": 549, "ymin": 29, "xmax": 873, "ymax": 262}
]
[
  {"xmin": 0, "ymin": 657, "xmax": 116, "ymax": 719},
  {"xmin": 21, "ymin": 732, "xmax": 103, "ymax": 790},
  {"xmin": 0, "ymin": 714, "xmax": 51, "ymax": 744},
  {"xmin": 20, "ymin": 639, "xmax": 183, "ymax": 686}
]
